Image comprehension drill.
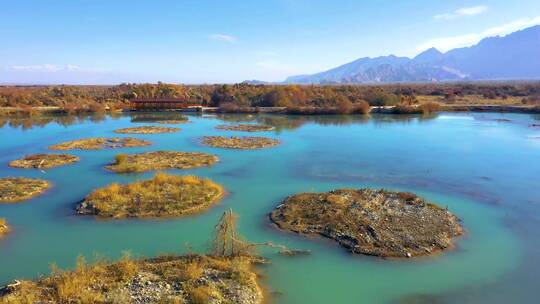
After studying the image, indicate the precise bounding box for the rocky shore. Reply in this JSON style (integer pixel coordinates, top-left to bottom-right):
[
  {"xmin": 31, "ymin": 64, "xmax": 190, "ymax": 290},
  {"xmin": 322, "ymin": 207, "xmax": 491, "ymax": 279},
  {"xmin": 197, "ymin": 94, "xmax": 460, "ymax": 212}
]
[{"xmin": 270, "ymin": 189, "xmax": 463, "ymax": 258}]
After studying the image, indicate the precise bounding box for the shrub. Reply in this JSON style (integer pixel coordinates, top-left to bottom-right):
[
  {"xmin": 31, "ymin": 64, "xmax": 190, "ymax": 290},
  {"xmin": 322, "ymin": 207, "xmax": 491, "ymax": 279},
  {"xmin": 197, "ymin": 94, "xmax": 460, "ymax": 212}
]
[
  {"xmin": 353, "ymin": 100, "xmax": 371, "ymax": 114},
  {"xmin": 187, "ymin": 286, "xmax": 213, "ymax": 304},
  {"xmin": 419, "ymin": 102, "xmax": 442, "ymax": 114},
  {"xmin": 335, "ymin": 96, "xmax": 353, "ymax": 114},
  {"xmin": 392, "ymin": 105, "xmax": 422, "ymax": 114}
]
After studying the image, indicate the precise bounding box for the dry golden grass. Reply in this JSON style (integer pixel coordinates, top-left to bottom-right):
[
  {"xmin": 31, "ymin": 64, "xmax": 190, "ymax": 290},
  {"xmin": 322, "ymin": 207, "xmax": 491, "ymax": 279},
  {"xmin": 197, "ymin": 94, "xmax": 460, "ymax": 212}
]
[
  {"xmin": 0, "ymin": 254, "xmax": 262, "ymax": 304},
  {"xmin": 216, "ymin": 124, "xmax": 275, "ymax": 132},
  {"xmin": 114, "ymin": 126, "xmax": 180, "ymax": 134},
  {"xmin": 0, "ymin": 177, "xmax": 50, "ymax": 203},
  {"xmin": 417, "ymin": 94, "xmax": 524, "ymax": 105},
  {"xmin": 106, "ymin": 151, "xmax": 219, "ymax": 173},
  {"xmin": 49, "ymin": 137, "xmax": 151, "ymax": 150},
  {"xmin": 77, "ymin": 173, "xmax": 224, "ymax": 218},
  {"xmin": 9, "ymin": 153, "xmax": 79, "ymax": 169},
  {"xmin": 0, "ymin": 218, "xmax": 9, "ymax": 236},
  {"xmin": 201, "ymin": 136, "xmax": 280, "ymax": 149}
]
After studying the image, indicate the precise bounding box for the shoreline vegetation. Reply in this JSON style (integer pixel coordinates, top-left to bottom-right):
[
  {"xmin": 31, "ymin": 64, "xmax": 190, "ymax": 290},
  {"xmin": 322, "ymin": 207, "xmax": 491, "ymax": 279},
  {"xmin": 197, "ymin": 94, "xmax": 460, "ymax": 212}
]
[
  {"xmin": 76, "ymin": 173, "xmax": 224, "ymax": 218},
  {"xmin": 216, "ymin": 124, "xmax": 275, "ymax": 132},
  {"xmin": 0, "ymin": 177, "xmax": 50, "ymax": 203},
  {"xmin": 1, "ymin": 83, "xmax": 539, "ymax": 116},
  {"xmin": 270, "ymin": 189, "xmax": 463, "ymax": 258},
  {"xmin": 50, "ymin": 137, "xmax": 151, "ymax": 150},
  {"xmin": 0, "ymin": 253, "xmax": 263, "ymax": 304},
  {"xmin": 106, "ymin": 151, "xmax": 219, "ymax": 173},
  {"xmin": 201, "ymin": 136, "xmax": 280, "ymax": 149},
  {"xmin": 9, "ymin": 153, "xmax": 79, "ymax": 169},
  {"xmin": 114, "ymin": 126, "xmax": 180, "ymax": 134}
]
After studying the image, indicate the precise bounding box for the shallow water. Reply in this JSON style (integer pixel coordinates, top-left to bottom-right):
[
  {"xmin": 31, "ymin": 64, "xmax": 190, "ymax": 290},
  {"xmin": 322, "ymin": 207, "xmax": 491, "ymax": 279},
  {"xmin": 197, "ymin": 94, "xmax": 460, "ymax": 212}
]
[{"xmin": 0, "ymin": 112, "xmax": 539, "ymax": 303}]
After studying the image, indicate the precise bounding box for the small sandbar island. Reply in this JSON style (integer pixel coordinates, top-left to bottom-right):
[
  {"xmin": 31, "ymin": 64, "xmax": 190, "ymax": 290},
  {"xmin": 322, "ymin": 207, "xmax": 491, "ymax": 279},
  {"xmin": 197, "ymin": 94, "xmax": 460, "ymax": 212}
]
[
  {"xmin": 0, "ymin": 177, "xmax": 50, "ymax": 203},
  {"xmin": 201, "ymin": 136, "xmax": 280, "ymax": 149},
  {"xmin": 50, "ymin": 137, "xmax": 151, "ymax": 150},
  {"xmin": 270, "ymin": 189, "xmax": 463, "ymax": 258},
  {"xmin": 216, "ymin": 124, "xmax": 275, "ymax": 132},
  {"xmin": 77, "ymin": 173, "xmax": 224, "ymax": 218},
  {"xmin": 106, "ymin": 151, "xmax": 219, "ymax": 173},
  {"xmin": 114, "ymin": 126, "xmax": 180, "ymax": 134},
  {"xmin": 9, "ymin": 153, "xmax": 79, "ymax": 169},
  {"xmin": 0, "ymin": 254, "xmax": 263, "ymax": 304},
  {"xmin": 0, "ymin": 218, "xmax": 9, "ymax": 237}
]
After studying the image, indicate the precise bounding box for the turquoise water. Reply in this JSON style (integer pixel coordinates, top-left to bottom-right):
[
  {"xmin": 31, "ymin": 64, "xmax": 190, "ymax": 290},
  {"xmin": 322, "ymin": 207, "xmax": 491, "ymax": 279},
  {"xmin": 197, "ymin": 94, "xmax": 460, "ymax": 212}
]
[{"xmin": 0, "ymin": 112, "xmax": 539, "ymax": 303}]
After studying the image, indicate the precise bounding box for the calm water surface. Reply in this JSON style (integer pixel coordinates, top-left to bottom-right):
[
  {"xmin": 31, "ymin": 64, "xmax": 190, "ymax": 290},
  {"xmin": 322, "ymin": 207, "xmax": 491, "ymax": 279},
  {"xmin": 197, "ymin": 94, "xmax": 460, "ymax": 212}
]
[{"xmin": 0, "ymin": 112, "xmax": 539, "ymax": 303}]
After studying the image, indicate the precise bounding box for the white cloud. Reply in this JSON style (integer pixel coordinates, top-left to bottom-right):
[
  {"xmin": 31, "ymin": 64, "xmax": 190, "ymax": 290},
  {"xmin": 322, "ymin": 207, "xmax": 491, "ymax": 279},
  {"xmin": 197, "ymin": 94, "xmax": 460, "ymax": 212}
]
[
  {"xmin": 208, "ymin": 34, "xmax": 237, "ymax": 43},
  {"xmin": 417, "ymin": 15, "xmax": 540, "ymax": 52},
  {"xmin": 434, "ymin": 5, "xmax": 488, "ymax": 20}
]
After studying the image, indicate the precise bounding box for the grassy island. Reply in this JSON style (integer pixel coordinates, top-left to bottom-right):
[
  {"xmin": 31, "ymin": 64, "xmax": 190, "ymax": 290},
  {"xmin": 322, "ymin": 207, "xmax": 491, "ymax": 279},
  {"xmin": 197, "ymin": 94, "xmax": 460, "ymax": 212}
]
[
  {"xmin": 106, "ymin": 151, "xmax": 219, "ymax": 173},
  {"xmin": 0, "ymin": 218, "xmax": 9, "ymax": 237},
  {"xmin": 9, "ymin": 153, "xmax": 79, "ymax": 169},
  {"xmin": 201, "ymin": 136, "xmax": 280, "ymax": 149},
  {"xmin": 270, "ymin": 189, "xmax": 463, "ymax": 258},
  {"xmin": 0, "ymin": 254, "xmax": 263, "ymax": 304},
  {"xmin": 50, "ymin": 137, "xmax": 151, "ymax": 150},
  {"xmin": 0, "ymin": 177, "xmax": 50, "ymax": 203},
  {"xmin": 216, "ymin": 124, "xmax": 275, "ymax": 132},
  {"xmin": 114, "ymin": 126, "xmax": 180, "ymax": 134},
  {"xmin": 77, "ymin": 173, "xmax": 224, "ymax": 218}
]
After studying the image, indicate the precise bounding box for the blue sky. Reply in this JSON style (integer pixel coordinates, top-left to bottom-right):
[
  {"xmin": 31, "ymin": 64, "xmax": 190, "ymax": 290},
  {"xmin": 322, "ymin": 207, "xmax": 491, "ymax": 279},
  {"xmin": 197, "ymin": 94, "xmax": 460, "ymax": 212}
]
[{"xmin": 1, "ymin": 0, "xmax": 539, "ymax": 84}]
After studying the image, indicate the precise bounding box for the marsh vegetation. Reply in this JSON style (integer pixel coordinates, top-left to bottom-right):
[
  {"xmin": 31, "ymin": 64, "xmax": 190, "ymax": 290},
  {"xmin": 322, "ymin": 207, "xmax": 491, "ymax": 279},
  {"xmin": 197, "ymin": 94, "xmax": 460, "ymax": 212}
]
[
  {"xmin": 76, "ymin": 173, "xmax": 224, "ymax": 218},
  {"xmin": 201, "ymin": 136, "xmax": 280, "ymax": 149},
  {"xmin": 114, "ymin": 126, "xmax": 180, "ymax": 134},
  {"xmin": 50, "ymin": 137, "xmax": 151, "ymax": 150},
  {"xmin": 9, "ymin": 153, "xmax": 79, "ymax": 169},
  {"xmin": 0, "ymin": 177, "xmax": 50, "ymax": 203},
  {"xmin": 106, "ymin": 151, "xmax": 219, "ymax": 173}
]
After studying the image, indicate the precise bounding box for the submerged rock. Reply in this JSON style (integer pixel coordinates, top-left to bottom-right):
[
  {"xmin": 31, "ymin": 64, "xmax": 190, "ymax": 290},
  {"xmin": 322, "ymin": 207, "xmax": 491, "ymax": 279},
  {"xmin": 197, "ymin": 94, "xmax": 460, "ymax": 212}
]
[
  {"xmin": 270, "ymin": 189, "xmax": 463, "ymax": 258},
  {"xmin": 0, "ymin": 177, "xmax": 50, "ymax": 203}
]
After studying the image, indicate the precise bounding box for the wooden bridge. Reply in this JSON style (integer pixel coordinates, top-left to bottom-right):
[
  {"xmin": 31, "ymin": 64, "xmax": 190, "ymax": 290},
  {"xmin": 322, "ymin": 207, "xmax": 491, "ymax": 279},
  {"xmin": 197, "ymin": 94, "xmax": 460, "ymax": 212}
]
[{"xmin": 129, "ymin": 98, "xmax": 203, "ymax": 111}]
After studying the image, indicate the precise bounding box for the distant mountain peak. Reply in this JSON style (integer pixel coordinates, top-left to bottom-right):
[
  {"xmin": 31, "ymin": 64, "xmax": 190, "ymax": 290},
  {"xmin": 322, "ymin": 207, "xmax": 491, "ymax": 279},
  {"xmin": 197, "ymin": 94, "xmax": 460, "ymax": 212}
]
[{"xmin": 283, "ymin": 25, "xmax": 540, "ymax": 84}]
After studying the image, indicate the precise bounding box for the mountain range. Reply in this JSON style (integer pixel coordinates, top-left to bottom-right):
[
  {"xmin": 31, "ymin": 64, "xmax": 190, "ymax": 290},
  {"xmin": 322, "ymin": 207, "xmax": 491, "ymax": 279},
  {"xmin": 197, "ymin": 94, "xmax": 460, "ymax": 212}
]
[{"xmin": 284, "ymin": 25, "xmax": 540, "ymax": 84}]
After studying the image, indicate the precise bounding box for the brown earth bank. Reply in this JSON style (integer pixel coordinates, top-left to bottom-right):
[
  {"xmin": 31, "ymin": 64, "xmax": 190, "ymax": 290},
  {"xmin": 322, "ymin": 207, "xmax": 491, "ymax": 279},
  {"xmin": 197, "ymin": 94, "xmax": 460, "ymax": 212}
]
[
  {"xmin": 49, "ymin": 137, "xmax": 151, "ymax": 150},
  {"xmin": 201, "ymin": 136, "xmax": 280, "ymax": 149},
  {"xmin": 106, "ymin": 151, "xmax": 219, "ymax": 173},
  {"xmin": 9, "ymin": 153, "xmax": 79, "ymax": 169},
  {"xmin": 76, "ymin": 173, "xmax": 224, "ymax": 218},
  {"xmin": 0, "ymin": 177, "xmax": 50, "ymax": 203},
  {"xmin": 114, "ymin": 126, "xmax": 180, "ymax": 134},
  {"xmin": 270, "ymin": 189, "xmax": 463, "ymax": 258},
  {"xmin": 216, "ymin": 124, "xmax": 275, "ymax": 132},
  {"xmin": 0, "ymin": 254, "xmax": 263, "ymax": 304}
]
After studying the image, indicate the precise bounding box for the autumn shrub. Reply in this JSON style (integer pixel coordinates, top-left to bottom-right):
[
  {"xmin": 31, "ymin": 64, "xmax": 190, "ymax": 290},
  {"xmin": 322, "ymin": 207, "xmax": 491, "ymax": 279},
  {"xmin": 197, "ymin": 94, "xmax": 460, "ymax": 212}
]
[
  {"xmin": 353, "ymin": 100, "xmax": 371, "ymax": 114},
  {"xmin": 187, "ymin": 286, "xmax": 213, "ymax": 304},
  {"xmin": 392, "ymin": 104, "xmax": 422, "ymax": 114},
  {"xmin": 419, "ymin": 101, "xmax": 442, "ymax": 114}
]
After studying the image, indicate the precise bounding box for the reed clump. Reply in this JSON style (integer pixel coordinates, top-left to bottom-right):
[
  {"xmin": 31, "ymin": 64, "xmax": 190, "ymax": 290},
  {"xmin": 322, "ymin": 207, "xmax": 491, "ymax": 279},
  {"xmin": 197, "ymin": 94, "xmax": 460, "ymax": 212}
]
[{"xmin": 76, "ymin": 173, "xmax": 224, "ymax": 218}]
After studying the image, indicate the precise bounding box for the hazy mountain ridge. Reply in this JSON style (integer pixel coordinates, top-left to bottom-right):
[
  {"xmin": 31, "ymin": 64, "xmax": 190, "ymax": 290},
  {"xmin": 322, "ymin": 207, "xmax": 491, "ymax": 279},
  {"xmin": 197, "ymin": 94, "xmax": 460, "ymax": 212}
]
[{"xmin": 284, "ymin": 25, "xmax": 540, "ymax": 83}]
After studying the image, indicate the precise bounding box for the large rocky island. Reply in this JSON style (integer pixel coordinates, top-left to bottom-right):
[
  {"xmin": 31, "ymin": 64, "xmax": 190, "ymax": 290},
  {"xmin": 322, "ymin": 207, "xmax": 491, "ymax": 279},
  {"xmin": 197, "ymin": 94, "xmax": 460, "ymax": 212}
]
[{"xmin": 270, "ymin": 189, "xmax": 463, "ymax": 258}]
